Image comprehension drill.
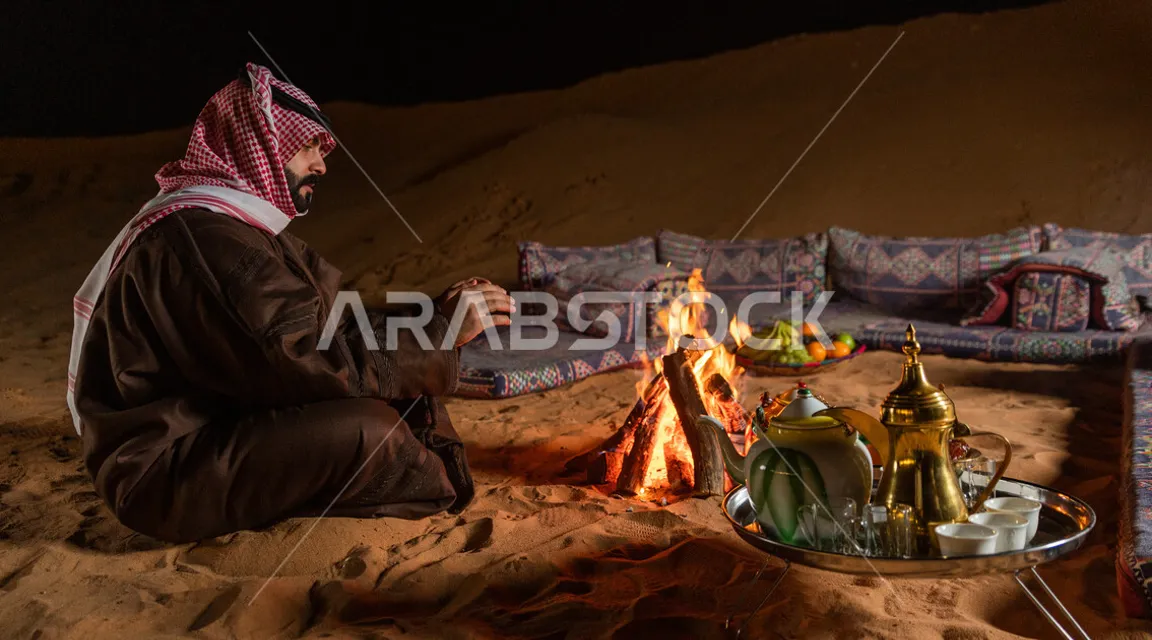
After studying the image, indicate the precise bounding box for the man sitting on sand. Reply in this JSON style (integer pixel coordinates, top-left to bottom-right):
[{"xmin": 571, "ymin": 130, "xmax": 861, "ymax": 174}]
[{"xmin": 66, "ymin": 63, "xmax": 513, "ymax": 543}]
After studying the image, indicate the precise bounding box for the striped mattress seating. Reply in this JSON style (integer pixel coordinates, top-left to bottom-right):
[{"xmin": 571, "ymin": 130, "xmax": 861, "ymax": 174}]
[{"xmin": 1121, "ymin": 338, "xmax": 1152, "ymax": 617}]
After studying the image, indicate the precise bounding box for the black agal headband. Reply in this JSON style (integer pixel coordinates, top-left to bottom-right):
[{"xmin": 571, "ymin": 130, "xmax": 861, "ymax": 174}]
[{"xmin": 237, "ymin": 66, "xmax": 333, "ymax": 133}]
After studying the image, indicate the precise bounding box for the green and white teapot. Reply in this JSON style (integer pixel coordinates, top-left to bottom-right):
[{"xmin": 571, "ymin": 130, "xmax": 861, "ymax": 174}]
[{"xmin": 700, "ymin": 382, "xmax": 873, "ymax": 544}]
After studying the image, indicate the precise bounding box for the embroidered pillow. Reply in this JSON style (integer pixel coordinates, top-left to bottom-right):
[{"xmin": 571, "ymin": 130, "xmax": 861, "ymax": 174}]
[
  {"xmin": 961, "ymin": 247, "xmax": 1143, "ymax": 332},
  {"xmin": 1043, "ymin": 223, "xmax": 1152, "ymax": 306},
  {"xmin": 517, "ymin": 236, "xmax": 656, "ymax": 290},
  {"xmin": 1010, "ymin": 272, "xmax": 1091, "ymax": 332},
  {"xmin": 827, "ymin": 225, "xmax": 1044, "ymax": 313},
  {"xmin": 545, "ymin": 261, "xmax": 703, "ymax": 342},
  {"xmin": 654, "ymin": 229, "xmax": 828, "ymax": 309}
]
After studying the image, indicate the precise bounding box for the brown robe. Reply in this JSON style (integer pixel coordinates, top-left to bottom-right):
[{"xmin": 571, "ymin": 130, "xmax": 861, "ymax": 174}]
[{"xmin": 73, "ymin": 208, "xmax": 473, "ymax": 543}]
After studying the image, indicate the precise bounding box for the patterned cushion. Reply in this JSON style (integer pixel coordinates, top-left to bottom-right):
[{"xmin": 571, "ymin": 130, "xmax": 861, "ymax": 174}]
[
  {"xmin": 654, "ymin": 229, "xmax": 828, "ymax": 308},
  {"xmin": 1011, "ymin": 272, "xmax": 1091, "ymax": 332},
  {"xmin": 1120, "ymin": 341, "xmax": 1152, "ymax": 618},
  {"xmin": 545, "ymin": 261, "xmax": 700, "ymax": 343},
  {"xmin": 962, "ymin": 248, "xmax": 1143, "ymax": 332},
  {"xmin": 857, "ymin": 317, "xmax": 1144, "ymax": 363},
  {"xmin": 827, "ymin": 225, "xmax": 1044, "ymax": 313},
  {"xmin": 1044, "ymin": 223, "xmax": 1152, "ymax": 305},
  {"xmin": 517, "ymin": 236, "xmax": 656, "ymax": 290}
]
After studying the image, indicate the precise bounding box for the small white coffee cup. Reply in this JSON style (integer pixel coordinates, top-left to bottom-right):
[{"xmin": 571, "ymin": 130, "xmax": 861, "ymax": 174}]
[
  {"xmin": 968, "ymin": 511, "xmax": 1029, "ymax": 551},
  {"xmin": 935, "ymin": 523, "xmax": 998, "ymax": 556},
  {"xmin": 983, "ymin": 497, "xmax": 1042, "ymax": 542}
]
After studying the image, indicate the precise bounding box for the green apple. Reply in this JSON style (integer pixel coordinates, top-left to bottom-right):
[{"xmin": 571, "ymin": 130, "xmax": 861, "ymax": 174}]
[{"xmin": 835, "ymin": 332, "xmax": 857, "ymax": 350}]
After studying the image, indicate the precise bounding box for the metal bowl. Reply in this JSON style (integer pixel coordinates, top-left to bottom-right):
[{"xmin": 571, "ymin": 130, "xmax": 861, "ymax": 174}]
[{"xmin": 722, "ymin": 473, "xmax": 1096, "ymax": 578}]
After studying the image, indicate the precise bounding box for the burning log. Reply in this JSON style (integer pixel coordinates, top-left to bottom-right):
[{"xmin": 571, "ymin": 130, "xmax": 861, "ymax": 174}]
[
  {"xmin": 586, "ymin": 446, "xmax": 624, "ymax": 486},
  {"xmin": 566, "ymin": 289, "xmax": 752, "ymax": 499},
  {"xmin": 565, "ymin": 269, "xmax": 758, "ymax": 499},
  {"xmin": 614, "ymin": 346, "xmax": 710, "ymax": 495},
  {"xmin": 663, "ymin": 422, "xmax": 694, "ymax": 490},
  {"xmin": 704, "ymin": 373, "xmax": 751, "ymax": 435},
  {"xmin": 703, "ymin": 372, "xmax": 750, "ymax": 493},
  {"xmin": 662, "ymin": 347, "xmax": 727, "ymax": 497},
  {"xmin": 565, "ymin": 374, "xmax": 666, "ymax": 484},
  {"xmin": 615, "ymin": 401, "xmax": 666, "ymax": 494},
  {"xmin": 704, "ymin": 373, "xmax": 733, "ymax": 400}
]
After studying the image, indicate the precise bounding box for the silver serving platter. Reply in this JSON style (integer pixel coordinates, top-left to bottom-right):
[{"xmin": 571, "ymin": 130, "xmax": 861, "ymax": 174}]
[{"xmin": 723, "ymin": 469, "xmax": 1096, "ymax": 578}]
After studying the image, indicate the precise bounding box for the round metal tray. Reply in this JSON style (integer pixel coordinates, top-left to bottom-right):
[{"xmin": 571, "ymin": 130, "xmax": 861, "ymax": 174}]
[
  {"xmin": 734, "ymin": 344, "xmax": 867, "ymax": 376},
  {"xmin": 723, "ymin": 471, "xmax": 1096, "ymax": 578}
]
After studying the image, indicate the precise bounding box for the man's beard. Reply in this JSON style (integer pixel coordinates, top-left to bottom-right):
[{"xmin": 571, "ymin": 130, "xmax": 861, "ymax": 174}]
[{"xmin": 284, "ymin": 167, "xmax": 320, "ymax": 213}]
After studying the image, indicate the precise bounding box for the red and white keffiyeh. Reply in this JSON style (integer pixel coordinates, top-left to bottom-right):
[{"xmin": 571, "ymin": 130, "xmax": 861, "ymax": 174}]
[{"xmin": 66, "ymin": 62, "xmax": 337, "ymax": 433}]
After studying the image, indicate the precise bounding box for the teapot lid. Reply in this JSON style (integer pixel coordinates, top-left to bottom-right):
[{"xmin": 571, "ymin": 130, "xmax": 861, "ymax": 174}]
[
  {"xmin": 776, "ymin": 382, "xmax": 831, "ymax": 420},
  {"xmin": 880, "ymin": 324, "xmax": 956, "ymax": 426}
]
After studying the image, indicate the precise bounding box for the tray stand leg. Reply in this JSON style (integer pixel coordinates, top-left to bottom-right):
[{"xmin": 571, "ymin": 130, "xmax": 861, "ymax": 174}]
[
  {"xmin": 725, "ymin": 557, "xmax": 791, "ymax": 638},
  {"xmin": 1014, "ymin": 567, "xmax": 1091, "ymax": 640}
]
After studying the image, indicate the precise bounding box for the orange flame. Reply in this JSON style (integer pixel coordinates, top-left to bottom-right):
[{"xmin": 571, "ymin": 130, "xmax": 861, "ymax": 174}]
[{"xmin": 634, "ymin": 269, "xmax": 748, "ymax": 493}]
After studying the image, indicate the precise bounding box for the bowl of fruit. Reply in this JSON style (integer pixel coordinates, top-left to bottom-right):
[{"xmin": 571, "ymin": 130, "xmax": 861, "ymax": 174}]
[{"xmin": 733, "ymin": 320, "xmax": 866, "ymax": 375}]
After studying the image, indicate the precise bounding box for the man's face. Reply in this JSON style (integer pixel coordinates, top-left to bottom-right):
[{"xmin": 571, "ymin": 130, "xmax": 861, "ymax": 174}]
[{"xmin": 284, "ymin": 136, "xmax": 327, "ymax": 213}]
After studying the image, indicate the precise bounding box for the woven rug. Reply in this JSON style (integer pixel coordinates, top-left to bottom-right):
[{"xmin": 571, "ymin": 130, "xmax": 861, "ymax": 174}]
[{"xmin": 455, "ymin": 325, "xmax": 667, "ymax": 399}]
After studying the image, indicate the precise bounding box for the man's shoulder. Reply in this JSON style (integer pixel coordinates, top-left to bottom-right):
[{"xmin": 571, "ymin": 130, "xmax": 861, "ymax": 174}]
[
  {"xmin": 152, "ymin": 207, "xmax": 274, "ymax": 244},
  {"xmin": 145, "ymin": 207, "xmax": 279, "ymax": 257},
  {"xmin": 124, "ymin": 207, "xmax": 284, "ymax": 282}
]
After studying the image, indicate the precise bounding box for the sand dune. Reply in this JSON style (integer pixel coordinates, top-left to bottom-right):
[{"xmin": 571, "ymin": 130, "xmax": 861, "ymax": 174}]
[{"xmin": 3, "ymin": 0, "xmax": 1152, "ymax": 637}]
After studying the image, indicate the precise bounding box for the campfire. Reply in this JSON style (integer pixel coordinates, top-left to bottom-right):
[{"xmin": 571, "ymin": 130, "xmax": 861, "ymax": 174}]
[{"xmin": 567, "ymin": 270, "xmax": 754, "ymax": 498}]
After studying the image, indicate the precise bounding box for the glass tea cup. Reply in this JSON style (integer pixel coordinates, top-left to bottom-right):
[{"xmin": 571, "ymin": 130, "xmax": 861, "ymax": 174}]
[
  {"xmin": 954, "ymin": 455, "xmax": 998, "ymax": 509},
  {"xmin": 797, "ymin": 497, "xmax": 857, "ymax": 552},
  {"xmin": 861, "ymin": 503, "xmax": 914, "ymax": 557}
]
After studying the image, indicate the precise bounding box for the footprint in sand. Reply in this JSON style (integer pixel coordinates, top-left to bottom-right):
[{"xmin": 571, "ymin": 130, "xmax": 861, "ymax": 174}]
[
  {"xmin": 923, "ymin": 582, "xmax": 964, "ymax": 620},
  {"xmin": 67, "ymin": 490, "xmax": 101, "ymax": 506},
  {"xmin": 941, "ymin": 625, "xmax": 993, "ymax": 640},
  {"xmin": 374, "ymin": 517, "xmax": 497, "ymax": 587},
  {"xmin": 337, "ymin": 545, "xmax": 372, "ymax": 579},
  {"xmin": 187, "ymin": 583, "xmax": 242, "ymax": 632},
  {"xmin": 461, "ymin": 517, "xmax": 495, "ymax": 553},
  {"xmin": 484, "ymin": 485, "xmax": 609, "ymax": 518},
  {"xmin": 523, "ymin": 485, "xmax": 598, "ymax": 504},
  {"xmin": 65, "ymin": 510, "xmax": 167, "ymax": 553},
  {"xmin": 49, "ymin": 474, "xmax": 87, "ymax": 491},
  {"xmin": 599, "ymin": 508, "xmax": 697, "ymax": 542},
  {"xmin": 0, "ymin": 550, "xmax": 45, "ymax": 592},
  {"xmin": 47, "ymin": 436, "xmax": 77, "ymax": 462}
]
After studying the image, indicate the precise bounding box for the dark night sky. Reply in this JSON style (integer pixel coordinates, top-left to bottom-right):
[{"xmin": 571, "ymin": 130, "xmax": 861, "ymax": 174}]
[{"xmin": 3, "ymin": 1, "xmax": 1054, "ymax": 138}]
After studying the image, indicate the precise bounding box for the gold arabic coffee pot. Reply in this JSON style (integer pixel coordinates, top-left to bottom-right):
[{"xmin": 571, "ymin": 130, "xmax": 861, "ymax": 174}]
[{"xmin": 813, "ymin": 324, "xmax": 1013, "ymax": 554}]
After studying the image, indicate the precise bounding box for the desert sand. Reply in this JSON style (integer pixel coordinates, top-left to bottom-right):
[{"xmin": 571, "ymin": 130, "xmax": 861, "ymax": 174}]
[{"xmin": 3, "ymin": 0, "xmax": 1152, "ymax": 637}]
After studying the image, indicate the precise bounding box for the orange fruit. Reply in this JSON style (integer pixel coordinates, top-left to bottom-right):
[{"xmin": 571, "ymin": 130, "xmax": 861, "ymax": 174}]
[
  {"xmin": 806, "ymin": 341, "xmax": 827, "ymax": 362},
  {"xmin": 802, "ymin": 322, "xmax": 819, "ymax": 337},
  {"xmin": 830, "ymin": 340, "xmax": 852, "ymax": 359}
]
